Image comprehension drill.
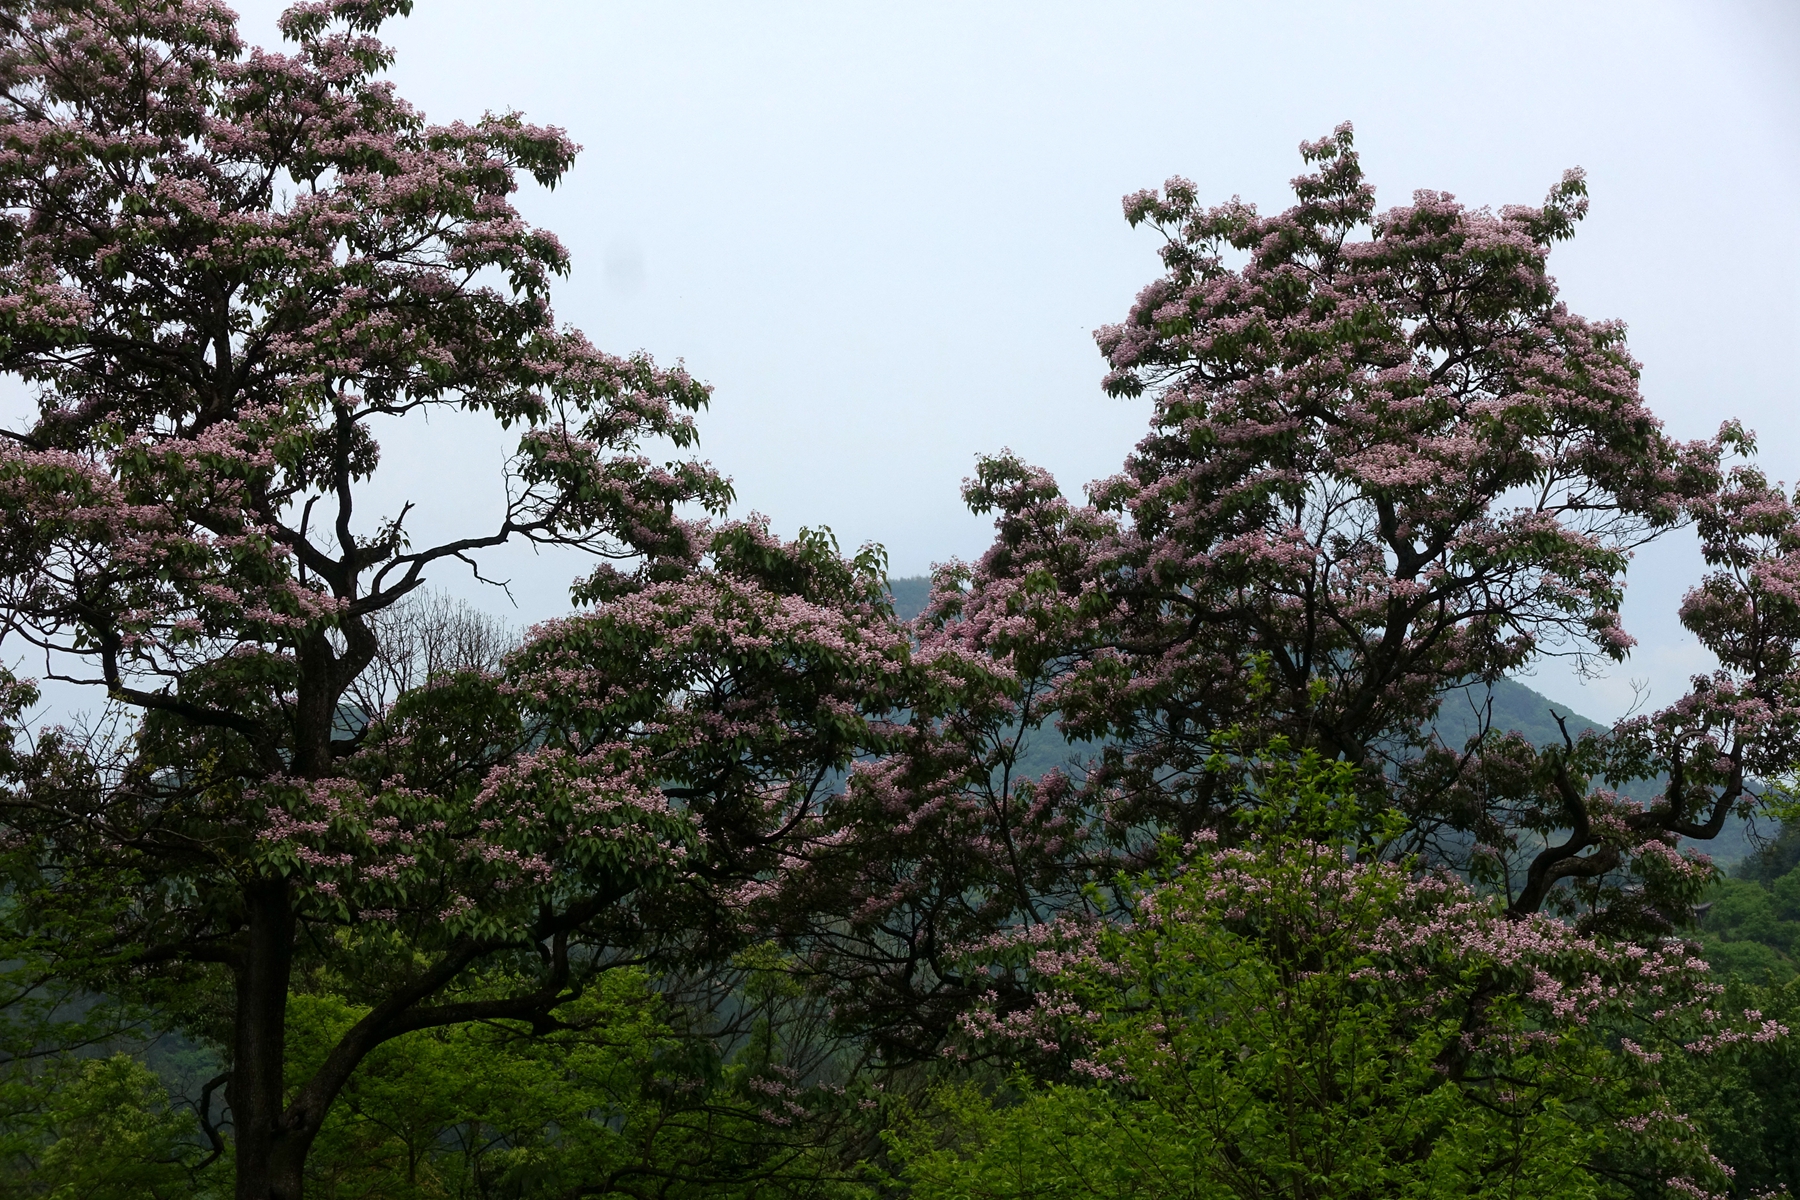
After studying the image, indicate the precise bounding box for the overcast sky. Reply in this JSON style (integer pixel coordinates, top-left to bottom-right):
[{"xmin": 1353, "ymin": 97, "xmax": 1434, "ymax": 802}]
[{"xmin": 217, "ymin": 1, "xmax": 1800, "ymax": 719}]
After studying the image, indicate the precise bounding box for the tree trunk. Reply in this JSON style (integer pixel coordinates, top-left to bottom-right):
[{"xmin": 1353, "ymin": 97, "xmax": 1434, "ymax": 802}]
[
  {"xmin": 231, "ymin": 877, "xmax": 302, "ymax": 1200},
  {"xmin": 233, "ymin": 635, "xmax": 351, "ymax": 1197}
]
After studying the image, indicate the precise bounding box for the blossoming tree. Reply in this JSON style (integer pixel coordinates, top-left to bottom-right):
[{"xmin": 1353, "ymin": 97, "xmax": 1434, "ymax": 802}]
[
  {"xmin": 971, "ymin": 123, "xmax": 1792, "ymax": 918},
  {"xmin": 0, "ymin": 3, "xmax": 916, "ymax": 1196},
  {"xmin": 762, "ymin": 127, "xmax": 1800, "ymax": 1056}
]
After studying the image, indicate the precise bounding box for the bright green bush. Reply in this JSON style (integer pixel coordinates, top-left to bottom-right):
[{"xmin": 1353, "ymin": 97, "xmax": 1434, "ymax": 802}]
[{"xmin": 889, "ymin": 756, "xmax": 1757, "ymax": 1200}]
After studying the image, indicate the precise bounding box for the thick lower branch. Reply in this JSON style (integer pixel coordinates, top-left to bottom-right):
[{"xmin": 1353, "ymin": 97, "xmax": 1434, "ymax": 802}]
[{"xmin": 1509, "ymin": 745, "xmax": 1616, "ymax": 917}]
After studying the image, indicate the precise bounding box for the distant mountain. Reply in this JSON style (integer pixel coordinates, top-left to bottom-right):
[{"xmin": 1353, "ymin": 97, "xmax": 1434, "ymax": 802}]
[
  {"xmin": 1433, "ymin": 675, "xmax": 1606, "ymax": 751},
  {"xmin": 884, "ymin": 576, "xmax": 1756, "ymax": 864},
  {"xmin": 887, "ymin": 575, "xmax": 934, "ymax": 624}
]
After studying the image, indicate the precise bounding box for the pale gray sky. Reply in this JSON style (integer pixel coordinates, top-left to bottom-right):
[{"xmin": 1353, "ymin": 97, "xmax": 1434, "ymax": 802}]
[{"xmin": 174, "ymin": 2, "xmax": 1800, "ymax": 719}]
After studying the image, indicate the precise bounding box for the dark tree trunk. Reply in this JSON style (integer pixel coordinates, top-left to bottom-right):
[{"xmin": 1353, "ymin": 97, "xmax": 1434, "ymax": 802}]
[
  {"xmin": 293, "ymin": 634, "xmax": 342, "ymax": 779},
  {"xmin": 231, "ymin": 633, "xmax": 364, "ymax": 1196},
  {"xmin": 231, "ymin": 877, "xmax": 302, "ymax": 1200}
]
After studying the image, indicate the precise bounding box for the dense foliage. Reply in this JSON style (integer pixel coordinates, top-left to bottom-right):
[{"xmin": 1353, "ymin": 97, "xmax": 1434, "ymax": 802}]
[
  {"xmin": 890, "ymin": 756, "xmax": 1758, "ymax": 1200},
  {"xmin": 4, "ymin": 2, "xmax": 1800, "ymax": 1198}
]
